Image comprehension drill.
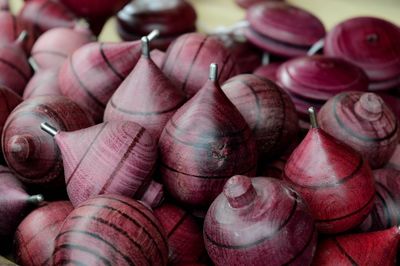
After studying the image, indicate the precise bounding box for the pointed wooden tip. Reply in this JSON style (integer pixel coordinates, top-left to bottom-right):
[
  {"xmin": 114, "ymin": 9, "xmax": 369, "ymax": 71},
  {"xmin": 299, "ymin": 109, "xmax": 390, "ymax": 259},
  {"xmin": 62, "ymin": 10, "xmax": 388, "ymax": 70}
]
[
  {"xmin": 209, "ymin": 63, "xmax": 218, "ymax": 82},
  {"xmin": 147, "ymin": 29, "xmax": 160, "ymax": 42},
  {"xmin": 27, "ymin": 194, "xmax": 44, "ymax": 205},
  {"xmin": 141, "ymin": 36, "xmax": 150, "ymax": 58},
  {"xmin": 40, "ymin": 122, "xmax": 59, "ymax": 137},
  {"xmin": 308, "ymin": 107, "xmax": 319, "ymax": 128}
]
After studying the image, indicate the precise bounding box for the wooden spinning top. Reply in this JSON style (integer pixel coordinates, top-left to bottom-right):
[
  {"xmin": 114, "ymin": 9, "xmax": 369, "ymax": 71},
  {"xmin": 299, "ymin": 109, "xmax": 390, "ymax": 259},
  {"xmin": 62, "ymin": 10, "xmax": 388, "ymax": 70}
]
[
  {"xmin": 318, "ymin": 91, "xmax": 399, "ymax": 169},
  {"xmin": 158, "ymin": 63, "xmax": 257, "ymax": 208},
  {"xmin": 283, "ymin": 107, "xmax": 376, "ymax": 234},
  {"xmin": 204, "ymin": 175, "xmax": 317, "ymax": 266},
  {"xmin": 41, "ymin": 120, "xmax": 163, "ymax": 208}
]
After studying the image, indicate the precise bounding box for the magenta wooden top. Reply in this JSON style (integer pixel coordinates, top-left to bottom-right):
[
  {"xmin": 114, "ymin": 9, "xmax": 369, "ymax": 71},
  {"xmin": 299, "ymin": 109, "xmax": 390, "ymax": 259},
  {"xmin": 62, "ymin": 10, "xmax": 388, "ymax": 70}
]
[
  {"xmin": 246, "ymin": 2, "xmax": 325, "ymax": 46},
  {"xmin": 324, "ymin": 17, "xmax": 400, "ymax": 82},
  {"xmin": 277, "ymin": 56, "xmax": 368, "ymax": 101}
]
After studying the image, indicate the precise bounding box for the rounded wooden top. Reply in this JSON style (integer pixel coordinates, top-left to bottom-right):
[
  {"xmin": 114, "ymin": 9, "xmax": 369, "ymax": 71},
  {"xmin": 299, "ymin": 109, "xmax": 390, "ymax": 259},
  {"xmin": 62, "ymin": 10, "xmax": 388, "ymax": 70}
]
[
  {"xmin": 277, "ymin": 56, "xmax": 369, "ymax": 101},
  {"xmin": 246, "ymin": 2, "xmax": 325, "ymax": 46},
  {"xmin": 324, "ymin": 17, "xmax": 400, "ymax": 82}
]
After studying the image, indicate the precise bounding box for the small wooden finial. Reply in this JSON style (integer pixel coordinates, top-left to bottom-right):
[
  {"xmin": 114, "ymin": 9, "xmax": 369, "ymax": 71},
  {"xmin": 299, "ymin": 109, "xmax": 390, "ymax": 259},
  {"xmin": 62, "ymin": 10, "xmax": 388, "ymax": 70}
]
[
  {"xmin": 308, "ymin": 107, "xmax": 319, "ymax": 128},
  {"xmin": 40, "ymin": 122, "xmax": 59, "ymax": 137}
]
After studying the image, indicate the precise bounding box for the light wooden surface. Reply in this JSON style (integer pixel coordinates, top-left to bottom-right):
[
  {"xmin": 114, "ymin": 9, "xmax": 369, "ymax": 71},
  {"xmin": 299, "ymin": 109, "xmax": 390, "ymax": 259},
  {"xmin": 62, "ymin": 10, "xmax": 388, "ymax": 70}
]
[{"xmin": 10, "ymin": 0, "xmax": 400, "ymax": 42}]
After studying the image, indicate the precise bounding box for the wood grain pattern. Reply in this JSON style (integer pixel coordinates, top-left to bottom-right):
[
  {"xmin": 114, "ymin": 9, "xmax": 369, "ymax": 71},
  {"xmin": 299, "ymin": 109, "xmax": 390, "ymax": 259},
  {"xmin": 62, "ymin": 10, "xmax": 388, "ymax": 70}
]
[
  {"xmin": 312, "ymin": 226, "xmax": 400, "ymax": 266},
  {"xmin": 23, "ymin": 67, "xmax": 62, "ymax": 100},
  {"xmin": 17, "ymin": 0, "xmax": 77, "ymax": 52},
  {"xmin": 154, "ymin": 202, "xmax": 205, "ymax": 265},
  {"xmin": 161, "ymin": 33, "xmax": 239, "ymax": 98},
  {"xmin": 324, "ymin": 17, "xmax": 400, "ymax": 85},
  {"xmin": 0, "ymin": 166, "xmax": 42, "ymax": 242},
  {"xmin": 283, "ymin": 123, "xmax": 376, "ymax": 234},
  {"xmin": 104, "ymin": 47, "xmax": 186, "ymax": 140},
  {"xmin": 0, "ymin": 39, "xmax": 32, "ymax": 95},
  {"xmin": 14, "ymin": 201, "xmax": 74, "ymax": 266},
  {"xmin": 276, "ymin": 56, "xmax": 369, "ymax": 101},
  {"xmin": 204, "ymin": 176, "xmax": 317, "ymax": 266},
  {"xmin": 158, "ymin": 66, "xmax": 257, "ymax": 208},
  {"xmin": 31, "ymin": 26, "xmax": 94, "ymax": 70},
  {"xmin": 2, "ymin": 96, "xmax": 94, "ymax": 189},
  {"xmin": 52, "ymin": 195, "xmax": 168, "ymax": 266},
  {"xmin": 117, "ymin": 0, "xmax": 197, "ymax": 50},
  {"xmin": 245, "ymin": 2, "xmax": 325, "ymax": 57},
  {"xmin": 222, "ymin": 74, "xmax": 298, "ymax": 158},
  {"xmin": 253, "ymin": 62, "xmax": 283, "ymax": 82},
  {"xmin": 59, "ymin": 40, "xmax": 142, "ymax": 122},
  {"xmin": 359, "ymin": 168, "xmax": 400, "ymax": 232},
  {"xmin": 318, "ymin": 92, "xmax": 399, "ymax": 169},
  {"xmin": 52, "ymin": 121, "xmax": 162, "ymax": 208}
]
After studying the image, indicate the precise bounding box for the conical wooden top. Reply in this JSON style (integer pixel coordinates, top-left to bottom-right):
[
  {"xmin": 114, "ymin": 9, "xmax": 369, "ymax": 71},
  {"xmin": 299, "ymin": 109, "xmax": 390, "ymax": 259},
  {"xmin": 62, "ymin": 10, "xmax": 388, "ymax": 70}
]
[
  {"xmin": 159, "ymin": 63, "xmax": 257, "ymax": 208},
  {"xmin": 283, "ymin": 107, "xmax": 376, "ymax": 233},
  {"xmin": 104, "ymin": 36, "xmax": 186, "ymax": 140},
  {"xmin": 312, "ymin": 226, "xmax": 400, "ymax": 265},
  {"xmin": 41, "ymin": 121, "xmax": 160, "ymax": 207}
]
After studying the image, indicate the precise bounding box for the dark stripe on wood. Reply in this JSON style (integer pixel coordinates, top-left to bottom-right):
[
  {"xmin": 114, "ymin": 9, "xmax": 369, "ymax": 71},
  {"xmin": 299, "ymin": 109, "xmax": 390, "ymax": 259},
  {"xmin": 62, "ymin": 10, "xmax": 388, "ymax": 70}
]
[
  {"xmin": 68, "ymin": 215, "xmax": 151, "ymax": 265},
  {"xmin": 235, "ymin": 79, "xmax": 263, "ymax": 131},
  {"xmin": 283, "ymin": 227, "xmax": 316, "ymax": 265},
  {"xmin": 0, "ymin": 57, "xmax": 29, "ymax": 81},
  {"xmin": 99, "ymin": 43, "xmax": 124, "ymax": 81},
  {"xmin": 205, "ymin": 194, "xmax": 298, "ymax": 249},
  {"xmin": 375, "ymin": 190, "xmax": 391, "ymax": 228},
  {"xmin": 285, "ymin": 156, "xmax": 364, "ymax": 189},
  {"xmin": 181, "ymin": 36, "xmax": 208, "ymax": 92},
  {"xmin": 332, "ymin": 238, "xmax": 359, "ymax": 266},
  {"xmin": 162, "ymin": 34, "xmax": 190, "ymax": 76},
  {"xmin": 217, "ymin": 52, "xmax": 233, "ymax": 82},
  {"xmin": 69, "ymin": 56, "xmax": 106, "ymax": 108},
  {"xmin": 55, "ymin": 259, "xmax": 88, "ymax": 266},
  {"xmin": 53, "ymin": 243, "xmax": 112, "ymax": 266},
  {"xmin": 97, "ymin": 195, "xmax": 169, "ymax": 249},
  {"xmin": 109, "ymin": 97, "xmax": 183, "ymax": 116},
  {"xmin": 333, "ymin": 94, "xmax": 398, "ymax": 142},
  {"xmin": 66, "ymin": 122, "xmax": 108, "ymax": 186},
  {"xmin": 56, "ymin": 230, "xmax": 136, "ymax": 266},
  {"xmin": 316, "ymin": 192, "xmax": 375, "ymax": 223},
  {"xmin": 31, "ymin": 50, "xmax": 69, "ymax": 58},
  {"xmin": 98, "ymin": 127, "xmax": 145, "ymax": 194},
  {"xmin": 376, "ymin": 182, "xmax": 399, "ymax": 225},
  {"xmin": 161, "ymin": 161, "xmax": 257, "ymax": 179},
  {"xmin": 167, "ymin": 212, "xmax": 189, "ymax": 238}
]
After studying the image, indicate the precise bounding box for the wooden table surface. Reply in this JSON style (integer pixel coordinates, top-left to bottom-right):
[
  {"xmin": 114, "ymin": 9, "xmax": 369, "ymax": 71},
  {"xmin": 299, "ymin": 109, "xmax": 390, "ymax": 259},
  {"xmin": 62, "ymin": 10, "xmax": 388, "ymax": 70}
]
[{"xmin": 10, "ymin": 0, "xmax": 400, "ymax": 42}]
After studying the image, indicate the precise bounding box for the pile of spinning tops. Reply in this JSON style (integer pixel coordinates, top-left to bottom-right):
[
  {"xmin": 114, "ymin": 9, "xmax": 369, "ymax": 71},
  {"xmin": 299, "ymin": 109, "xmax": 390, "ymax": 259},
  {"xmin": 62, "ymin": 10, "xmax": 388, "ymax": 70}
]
[{"xmin": 0, "ymin": 0, "xmax": 400, "ymax": 265}]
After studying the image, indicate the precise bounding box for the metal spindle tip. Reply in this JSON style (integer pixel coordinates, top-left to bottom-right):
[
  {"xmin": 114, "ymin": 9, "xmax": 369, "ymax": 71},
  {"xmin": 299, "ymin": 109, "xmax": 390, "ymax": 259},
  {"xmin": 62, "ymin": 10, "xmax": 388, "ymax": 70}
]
[
  {"xmin": 40, "ymin": 122, "xmax": 59, "ymax": 137},
  {"xmin": 28, "ymin": 57, "xmax": 39, "ymax": 72},
  {"xmin": 308, "ymin": 107, "xmax": 319, "ymax": 128},
  {"xmin": 28, "ymin": 194, "xmax": 44, "ymax": 205},
  {"xmin": 147, "ymin": 29, "xmax": 160, "ymax": 41},
  {"xmin": 209, "ymin": 63, "xmax": 218, "ymax": 81},
  {"xmin": 16, "ymin": 30, "xmax": 28, "ymax": 44},
  {"xmin": 141, "ymin": 36, "xmax": 150, "ymax": 58}
]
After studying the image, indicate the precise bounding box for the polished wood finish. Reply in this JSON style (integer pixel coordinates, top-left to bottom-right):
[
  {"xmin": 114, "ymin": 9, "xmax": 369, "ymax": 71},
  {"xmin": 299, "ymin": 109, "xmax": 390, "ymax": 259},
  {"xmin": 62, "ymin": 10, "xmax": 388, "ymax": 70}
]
[
  {"xmin": 0, "ymin": 11, "xmax": 21, "ymax": 46},
  {"xmin": 104, "ymin": 37, "xmax": 186, "ymax": 140},
  {"xmin": 318, "ymin": 92, "xmax": 399, "ymax": 169},
  {"xmin": 204, "ymin": 175, "xmax": 317, "ymax": 266},
  {"xmin": 14, "ymin": 201, "xmax": 74, "ymax": 266},
  {"xmin": 2, "ymin": 96, "xmax": 94, "ymax": 189},
  {"xmin": 158, "ymin": 64, "xmax": 257, "ymax": 208},
  {"xmin": 154, "ymin": 202, "xmax": 205, "ymax": 264},
  {"xmin": 31, "ymin": 26, "xmax": 94, "ymax": 70},
  {"xmin": 117, "ymin": 0, "xmax": 197, "ymax": 50},
  {"xmin": 161, "ymin": 33, "xmax": 239, "ymax": 98},
  {"xmin": 245, "ymin": 2, "xmax": 325, "ymax": 57},
  {"xmin": 0, "ymin": 166, "xmax": 43, "ymax": 242},
  {"xmin": 324, "ymin": 17, "xmax": 400, "ymax": 90},
  {"xmin": 276, "ymin": 56, "xmax": 369, "ymax": 101},
  {"xmin": 43, "ymin": 120, "xmax": 162, "ymax": 208},
  {"xmin": 52, "ymin": 195, "xmax": 168, "ymax": 266},
  {"xmin": 312, "ymin": 226, "xmax": 400, "ymax": 265},
  {"xmin": 359, "ymin": 168, "xmax": 400, "ymax": 232},
  {"xmin": 23, "ymin": 67, "xmax": 61, "ymax": 99},
  {"xmin": 222, "ymin": 74, "xmax": 298, "ymax": 158},
  {"xmin": 59, "ymin": 40, "xmax": 142, "ymax": 122},
  {"xmin": 283, "ymin": 108, "xmax": 376, "ymax": 233},
  {"xmin": 253, "ymin": 62, "xmax": 283, "ymax": 82}
]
